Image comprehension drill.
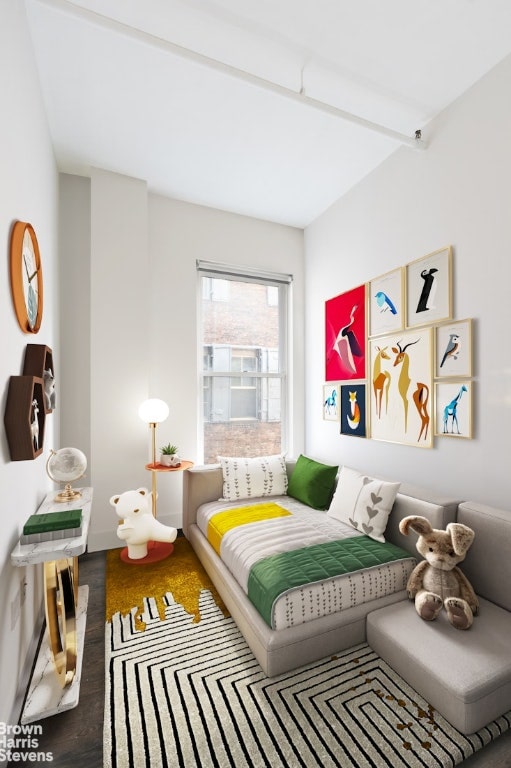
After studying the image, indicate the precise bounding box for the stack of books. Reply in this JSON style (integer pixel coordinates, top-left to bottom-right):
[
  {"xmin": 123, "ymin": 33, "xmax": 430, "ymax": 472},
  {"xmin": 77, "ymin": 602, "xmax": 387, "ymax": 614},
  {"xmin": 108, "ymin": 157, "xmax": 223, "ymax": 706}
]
[{"xmin": 20, "ymin": 509, "xmax": 83, "ymax": 544}]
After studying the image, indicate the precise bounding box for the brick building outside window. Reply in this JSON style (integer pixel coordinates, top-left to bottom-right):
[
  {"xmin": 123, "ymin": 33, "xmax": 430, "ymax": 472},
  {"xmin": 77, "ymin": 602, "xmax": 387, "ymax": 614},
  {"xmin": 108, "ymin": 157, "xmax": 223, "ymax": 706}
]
[{"xmin": 199, "ymin": 267, "xmax": 289, "ymax": 464}]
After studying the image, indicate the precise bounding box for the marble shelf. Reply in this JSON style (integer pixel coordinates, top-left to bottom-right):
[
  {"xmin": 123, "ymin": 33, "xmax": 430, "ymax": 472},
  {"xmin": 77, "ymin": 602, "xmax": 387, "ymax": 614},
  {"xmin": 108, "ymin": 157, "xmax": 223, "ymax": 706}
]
[
  {"xmin": 11, "ymin": 487, "xmax": 92, "ymax": 567},
  {"xmin": 11, "ymin": 487, "xmax": 93, "ymax": 721},
  {"xmin": 21, "ymin": 586, "xmax": 88, "ymax": 724}
]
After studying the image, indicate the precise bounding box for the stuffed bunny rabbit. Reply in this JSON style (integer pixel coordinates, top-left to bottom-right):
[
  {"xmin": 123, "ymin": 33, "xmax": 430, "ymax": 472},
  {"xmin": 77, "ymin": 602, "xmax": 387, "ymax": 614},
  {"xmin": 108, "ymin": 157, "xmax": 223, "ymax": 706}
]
[{"xmin": 399, "ymin": 515, "xmax": 479, "ymax": 630}]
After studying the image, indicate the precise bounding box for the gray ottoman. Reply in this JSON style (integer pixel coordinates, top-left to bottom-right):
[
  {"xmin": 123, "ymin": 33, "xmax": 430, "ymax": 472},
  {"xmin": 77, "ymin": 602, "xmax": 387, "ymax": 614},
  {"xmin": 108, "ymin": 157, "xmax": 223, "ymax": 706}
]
[{"xmin": 366, "ymin": 597, "xmax": 511, "ymax": 734}]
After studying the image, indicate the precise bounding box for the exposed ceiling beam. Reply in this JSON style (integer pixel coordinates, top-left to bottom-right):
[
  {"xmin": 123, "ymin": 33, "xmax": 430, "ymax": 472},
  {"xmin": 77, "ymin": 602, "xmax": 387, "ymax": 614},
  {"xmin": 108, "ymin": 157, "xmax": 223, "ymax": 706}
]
[{"xmin": 35, "ymin": 0, "xmax": 427, "ymax": 150}]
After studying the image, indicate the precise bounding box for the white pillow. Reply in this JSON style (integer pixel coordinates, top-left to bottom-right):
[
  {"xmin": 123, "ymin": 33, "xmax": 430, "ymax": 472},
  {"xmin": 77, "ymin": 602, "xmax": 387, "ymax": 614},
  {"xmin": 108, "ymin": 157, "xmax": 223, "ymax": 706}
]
[
  {"xmin": 327, "ymin": 465, "xmax": 400, "ymax": 542},
  {"xmin": 218, "ymin": 454, "xmax": 288, "ymax": 501}
]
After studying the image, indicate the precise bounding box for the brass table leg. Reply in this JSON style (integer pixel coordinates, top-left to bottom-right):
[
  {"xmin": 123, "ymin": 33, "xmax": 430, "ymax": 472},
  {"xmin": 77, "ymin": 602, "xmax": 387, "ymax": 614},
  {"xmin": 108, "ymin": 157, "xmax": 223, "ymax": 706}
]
[
  {"xmin": 72, "ymin": 555, "xmax": 79, "ymax": 605},
  {"xmin": 44, "ymin": 558, "xmax": 77, "ymax": 688}
]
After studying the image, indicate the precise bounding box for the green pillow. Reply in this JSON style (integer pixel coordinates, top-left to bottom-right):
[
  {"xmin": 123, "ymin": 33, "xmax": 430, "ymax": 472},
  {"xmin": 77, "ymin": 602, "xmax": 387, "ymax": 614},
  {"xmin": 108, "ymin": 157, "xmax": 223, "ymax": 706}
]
[{"xmin": 287, "ymin": 454, "xmax": 338, "ymax": 510}]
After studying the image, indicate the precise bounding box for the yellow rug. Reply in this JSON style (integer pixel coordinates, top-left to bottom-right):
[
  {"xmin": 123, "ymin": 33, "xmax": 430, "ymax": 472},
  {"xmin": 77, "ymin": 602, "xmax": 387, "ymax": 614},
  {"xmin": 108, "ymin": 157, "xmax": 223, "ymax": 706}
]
[{"xmin": 105, "ymin": 536, "xmax": 228, "ymax": 628}]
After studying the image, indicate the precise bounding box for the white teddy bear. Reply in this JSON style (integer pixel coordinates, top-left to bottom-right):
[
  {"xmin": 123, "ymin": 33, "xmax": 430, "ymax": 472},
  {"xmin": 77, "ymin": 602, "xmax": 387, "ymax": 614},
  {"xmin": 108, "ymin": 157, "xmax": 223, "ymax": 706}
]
[{"xmin": 110, "ymin": 487, "xmax": 177, "ymax": 560}]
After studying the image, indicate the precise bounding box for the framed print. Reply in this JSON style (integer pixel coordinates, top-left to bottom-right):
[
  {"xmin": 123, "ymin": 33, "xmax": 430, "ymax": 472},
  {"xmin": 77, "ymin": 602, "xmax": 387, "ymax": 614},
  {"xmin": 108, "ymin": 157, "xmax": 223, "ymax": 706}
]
[
  {"xmin": 435, "ymin": 381, "xmax": 472, "ymax": 438},
  {"xmin": 406, "ymin": 246, "xmax": 452, "ymax": 328},
  {"xmin": 368, "ymin": 267, "xmax": 404, "ymax": 337},
  {"xmin": 340, "ymin": 383, "xmax": 367, "ymax": 437},
  {"xmin": 369, "ymin": 328, "xmax": 433, "ymax": 447},
  {"xmin": 435, "ymin": 318, "xmax": 473, "ymax": 379},
  {"xmin": 325, "ymin": 284, "xmax": 366, "ymax": 381},
  {"xmin": 323, "ymin": 384, "xmax": 339, "ymax": 421}
]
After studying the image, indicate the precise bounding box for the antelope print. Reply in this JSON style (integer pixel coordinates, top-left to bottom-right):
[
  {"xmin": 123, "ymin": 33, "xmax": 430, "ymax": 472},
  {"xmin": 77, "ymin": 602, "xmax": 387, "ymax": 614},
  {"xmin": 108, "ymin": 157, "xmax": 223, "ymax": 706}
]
[
  {"xmin": 372, "ymin": 345, "xmax": 391, "ymax": 418},
  {"xmin": 392, "ymin": 338, "xmax": 420, "ymax": 432},
  {"xmin": 370, "ymin": 331, "xmax": 433, "ymax": 447},
  {"xmin": 413, "ymin": 382, "xmax": 430, "ymax": 442}
]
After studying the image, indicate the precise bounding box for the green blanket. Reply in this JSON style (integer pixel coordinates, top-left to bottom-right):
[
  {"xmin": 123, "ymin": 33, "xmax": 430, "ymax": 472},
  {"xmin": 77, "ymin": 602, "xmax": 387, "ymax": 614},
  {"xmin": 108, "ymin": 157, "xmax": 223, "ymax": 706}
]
[{"xmin": 247, "ymin": 536, "xmax": 411, "ymax": 627}]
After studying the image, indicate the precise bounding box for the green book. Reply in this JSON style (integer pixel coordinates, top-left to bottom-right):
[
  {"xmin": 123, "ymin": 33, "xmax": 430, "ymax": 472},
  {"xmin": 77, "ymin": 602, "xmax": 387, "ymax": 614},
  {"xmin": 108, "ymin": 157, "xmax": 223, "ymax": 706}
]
[{"xmin": 23, "ymin": 509, "xmax": 83, "ymax": 535}]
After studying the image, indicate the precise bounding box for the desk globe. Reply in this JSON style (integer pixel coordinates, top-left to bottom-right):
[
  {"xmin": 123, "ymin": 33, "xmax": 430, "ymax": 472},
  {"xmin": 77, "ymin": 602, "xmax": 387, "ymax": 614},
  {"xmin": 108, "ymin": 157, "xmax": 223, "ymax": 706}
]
[{"xmin": 46, "ymin": 447, "xmax": 87, "ymax": 502}]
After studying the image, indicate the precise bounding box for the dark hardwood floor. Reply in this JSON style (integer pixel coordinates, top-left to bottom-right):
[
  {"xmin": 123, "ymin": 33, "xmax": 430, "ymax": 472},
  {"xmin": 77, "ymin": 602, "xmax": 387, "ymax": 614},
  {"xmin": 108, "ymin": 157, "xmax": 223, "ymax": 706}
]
[
  {"xmin": 14, "ymin": 549, "xmax": 511, "ymax": 767},
  {"xmin": 19, "ymin": 551, "xmax": 106, "ymax": 768}
]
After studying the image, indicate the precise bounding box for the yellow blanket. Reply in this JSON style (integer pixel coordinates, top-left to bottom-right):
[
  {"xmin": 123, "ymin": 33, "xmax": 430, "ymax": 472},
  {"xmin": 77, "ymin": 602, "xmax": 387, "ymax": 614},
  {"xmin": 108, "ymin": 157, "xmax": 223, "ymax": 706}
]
[{"xmin": 207, "ymin": 502, "xmax": 291, "ymax": 555}]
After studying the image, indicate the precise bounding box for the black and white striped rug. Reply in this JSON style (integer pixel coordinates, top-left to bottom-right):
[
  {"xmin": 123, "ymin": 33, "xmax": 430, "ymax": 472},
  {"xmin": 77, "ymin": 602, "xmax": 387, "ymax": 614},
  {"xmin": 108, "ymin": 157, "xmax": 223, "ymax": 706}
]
[{"xmin": 104, "ymin": 590, "xmax": 510, "ymax": 768}]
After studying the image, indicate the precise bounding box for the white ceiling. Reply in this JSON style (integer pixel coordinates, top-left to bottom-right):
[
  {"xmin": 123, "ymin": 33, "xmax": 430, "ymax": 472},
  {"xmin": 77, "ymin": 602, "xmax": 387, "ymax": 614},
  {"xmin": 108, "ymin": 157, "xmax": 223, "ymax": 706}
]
[{"xmin": 26, "ymin": 0, "xmax": 511, "ymax": 227}]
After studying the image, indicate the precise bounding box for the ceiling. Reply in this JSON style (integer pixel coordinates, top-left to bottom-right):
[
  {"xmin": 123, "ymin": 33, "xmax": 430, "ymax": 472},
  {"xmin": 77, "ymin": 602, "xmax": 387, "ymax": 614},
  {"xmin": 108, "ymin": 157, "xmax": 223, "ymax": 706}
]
[{"xmin": 26, "ymin": 0, "xmax": 511, "ymax": 228}]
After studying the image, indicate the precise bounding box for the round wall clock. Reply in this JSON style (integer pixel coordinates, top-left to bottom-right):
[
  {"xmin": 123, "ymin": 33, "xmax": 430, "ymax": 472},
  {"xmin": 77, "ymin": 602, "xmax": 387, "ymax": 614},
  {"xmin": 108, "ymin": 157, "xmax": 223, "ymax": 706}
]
[{"xmin": 10, "ymin": 221, "xmax": 44, "ymax": 333}]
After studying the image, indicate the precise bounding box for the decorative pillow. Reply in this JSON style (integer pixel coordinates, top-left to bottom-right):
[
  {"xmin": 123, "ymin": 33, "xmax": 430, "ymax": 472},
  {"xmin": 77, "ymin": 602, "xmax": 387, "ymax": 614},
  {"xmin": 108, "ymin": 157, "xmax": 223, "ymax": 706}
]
[
  {"xmin": 327, "ymin": 465, "xmax": 400, "ymax": 542},
  {"xmin": 287, "ymin": 454, "xmax": 338, "ymax": 510},
  {"xmin": 218, "ymin": 454, "xmax": 288, "ymax": 501}
]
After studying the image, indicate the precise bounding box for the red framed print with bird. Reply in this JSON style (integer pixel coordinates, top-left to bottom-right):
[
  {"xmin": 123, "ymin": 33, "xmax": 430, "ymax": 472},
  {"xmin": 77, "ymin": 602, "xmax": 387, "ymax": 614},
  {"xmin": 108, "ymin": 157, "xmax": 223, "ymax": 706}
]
[{"xmin": 325, "ymin": 284, "xmax": 366, "ymax": 381}]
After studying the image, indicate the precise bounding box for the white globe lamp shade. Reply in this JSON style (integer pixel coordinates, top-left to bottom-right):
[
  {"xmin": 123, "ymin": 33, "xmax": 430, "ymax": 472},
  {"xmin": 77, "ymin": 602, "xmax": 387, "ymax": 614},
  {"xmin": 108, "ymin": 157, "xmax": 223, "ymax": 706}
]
[{"xmin": 138, "ymin": 398, "xmax": 169, "ymax": 424}]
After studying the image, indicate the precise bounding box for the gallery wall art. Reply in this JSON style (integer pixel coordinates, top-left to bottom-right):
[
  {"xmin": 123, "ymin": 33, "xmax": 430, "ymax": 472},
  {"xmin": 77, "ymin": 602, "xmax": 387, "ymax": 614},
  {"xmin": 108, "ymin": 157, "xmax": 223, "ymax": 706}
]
[
  {"xmin": 406, "ymin": 246, "xmax": 452, "ymax": 328},
  {"xmin": 322, "ymin": 385, "xmax": 339, "ymax": 421},
  {"xmin": 324, "ymin": 244, "xmax": 475, "ymax": 446},
  {"xmin": 369, "ymin": 328, "xmax": 433, "ymax": 447},
  {"xmin": 325, "ymin": 284, "xmax": 366, "ymax": 381},
  {"xmin": 435, "ymin": 318, "xmax": 473, "ymax": 379},
  {"xmin": 368, "ymin": 267, "xmax": 404, "ymax": 337},
  {"xmin": 434, "ymin": 381, "xmax": 473, "ymax": 438},
  {"xmin": 340, "ymin": 383, "xmax": 367, "ymax": 438}
]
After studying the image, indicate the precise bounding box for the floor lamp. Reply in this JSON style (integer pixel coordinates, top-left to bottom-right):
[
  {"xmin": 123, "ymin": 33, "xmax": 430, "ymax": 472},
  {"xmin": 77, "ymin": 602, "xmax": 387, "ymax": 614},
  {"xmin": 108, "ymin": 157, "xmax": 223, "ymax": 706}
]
[{"xmin": 138, "ymin": 398, "xmax": 169, "ymax": 517}]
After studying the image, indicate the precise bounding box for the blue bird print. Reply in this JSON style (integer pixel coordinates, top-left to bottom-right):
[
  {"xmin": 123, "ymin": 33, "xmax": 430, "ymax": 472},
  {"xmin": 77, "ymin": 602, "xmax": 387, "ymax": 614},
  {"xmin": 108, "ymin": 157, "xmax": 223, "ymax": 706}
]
[{"xmin": 375, "ymin": 291, "xmax": 397, "ymax": 315}]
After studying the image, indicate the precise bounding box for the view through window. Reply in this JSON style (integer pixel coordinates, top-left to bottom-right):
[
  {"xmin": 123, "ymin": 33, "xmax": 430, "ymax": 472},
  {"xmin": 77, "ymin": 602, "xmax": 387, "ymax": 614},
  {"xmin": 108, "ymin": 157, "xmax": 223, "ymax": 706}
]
[{"xmin": 198, "ymin": 264, "xmax": 290, "ymax": 464}]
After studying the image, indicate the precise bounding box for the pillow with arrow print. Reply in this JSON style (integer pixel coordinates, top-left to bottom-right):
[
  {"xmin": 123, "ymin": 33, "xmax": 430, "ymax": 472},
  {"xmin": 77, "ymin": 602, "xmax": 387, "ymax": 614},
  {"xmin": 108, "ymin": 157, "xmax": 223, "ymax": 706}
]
[{"xmin": 327, "ymin": 465, "xmax": 400, "ymax": 542}]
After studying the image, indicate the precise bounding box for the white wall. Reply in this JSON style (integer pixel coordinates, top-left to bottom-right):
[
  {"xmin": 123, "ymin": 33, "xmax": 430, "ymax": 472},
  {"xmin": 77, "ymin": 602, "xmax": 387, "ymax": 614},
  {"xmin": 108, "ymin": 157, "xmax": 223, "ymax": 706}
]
[
  {"xmin": 147, "ymin": 195, "xmax": 305, "ymax": 524},
  {"xmin": 59, "ymin": 175, "xmax": 91, "ymax": 457},
  {"xmin": 59, "ymin": 177, "xmax": 305, "ymax": 551},
  {"xmin": 304, "ymin": 54, "xmax": 511, "ymax": 508},
  {"xmin": 0, "ymin": 1, "xmax": 59, "ymax": 725},
  {"xmin": 88, "ymin": 169, "xmax": 151, "ymax": 549}
]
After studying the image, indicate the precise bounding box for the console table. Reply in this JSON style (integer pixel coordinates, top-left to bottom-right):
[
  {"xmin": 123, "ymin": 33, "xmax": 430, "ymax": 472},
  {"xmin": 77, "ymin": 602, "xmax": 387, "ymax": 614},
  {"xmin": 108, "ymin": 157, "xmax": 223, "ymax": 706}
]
[{"xmin": 11, "ymin": 487, "xmax": 93, "ymax": 723}]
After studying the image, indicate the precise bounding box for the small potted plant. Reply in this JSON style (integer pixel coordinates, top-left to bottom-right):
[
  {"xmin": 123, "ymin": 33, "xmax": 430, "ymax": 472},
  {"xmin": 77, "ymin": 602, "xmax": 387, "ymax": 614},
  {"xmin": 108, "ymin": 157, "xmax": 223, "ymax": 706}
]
[{"xmin": 159, "ymin": 443, "xmax": 180, "ymax": 467}]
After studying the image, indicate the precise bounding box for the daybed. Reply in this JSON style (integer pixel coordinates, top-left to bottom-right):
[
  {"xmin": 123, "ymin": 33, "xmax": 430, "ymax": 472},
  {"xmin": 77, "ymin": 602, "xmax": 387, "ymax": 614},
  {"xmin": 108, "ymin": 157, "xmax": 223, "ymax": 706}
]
[
  {"xmin": 182, "ymin": 458, "xmax": 458, "ymax": 677},
  {"xmin": 367, "ymin": 500, "xmax": 511, "ymax": 734}
]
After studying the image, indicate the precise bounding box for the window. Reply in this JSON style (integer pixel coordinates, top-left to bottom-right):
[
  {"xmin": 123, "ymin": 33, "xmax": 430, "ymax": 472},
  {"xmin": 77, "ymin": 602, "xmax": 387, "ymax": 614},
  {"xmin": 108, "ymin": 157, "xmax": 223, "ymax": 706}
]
[
  {"xmin": 198, "ymin": 261, "xmax": 291, "ymax": 464},
  {"xmin": 230, "ymin": 349, "xmax": 258, "ymax": 420},
  {"xmin": 202, "ymin": 277, "xmax": 229, "ymax": 302}
]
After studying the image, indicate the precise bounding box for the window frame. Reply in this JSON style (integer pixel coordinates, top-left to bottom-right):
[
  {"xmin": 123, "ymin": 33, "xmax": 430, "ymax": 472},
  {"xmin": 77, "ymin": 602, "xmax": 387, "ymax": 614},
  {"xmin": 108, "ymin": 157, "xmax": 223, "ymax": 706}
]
[{"xmin": 197, "ymin": 260, "xmax": 292, "ymax": 463}]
